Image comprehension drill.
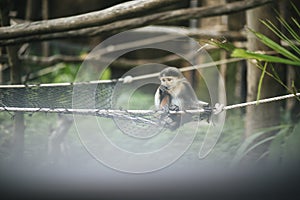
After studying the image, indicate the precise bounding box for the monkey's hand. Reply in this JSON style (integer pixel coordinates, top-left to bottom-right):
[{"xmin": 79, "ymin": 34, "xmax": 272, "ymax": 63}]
[
  {"xmin": 161, "ymin": 104, "xmax": 179, "ymax": 113},
  {"xmin": 213, "ymin": 103, "xmax": 224, "ymax": 115},
  {"xmin": 169, "ymin": 104, "xmax": 180, "ymax": 111},
  {"xmin": 160, "ymin": 104, "xmax": 179, "ymax": 120}
]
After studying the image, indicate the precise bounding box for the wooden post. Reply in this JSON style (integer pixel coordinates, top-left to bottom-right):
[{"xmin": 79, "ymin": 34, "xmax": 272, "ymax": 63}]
[
  {"xmin": 226, "ymin": 0, "xmax": 246, "ymax": 104},
  {"xmin": 201, "ymin": 0, "xmax": 227, "ymax": 108},
  {"xmin": 0, "ymin": 0, "xmax": 25, "ymax": 163},
  {"xmin": 279, "ymin": 0, "xmax": 296, "ymax": 114},
  {"xmin": 245, "ymin": 2, "xmax": 284, "ymax": 139},
  {"xmin": 41, "ymin": 0, "xmax": 50, "ymax": 57}
]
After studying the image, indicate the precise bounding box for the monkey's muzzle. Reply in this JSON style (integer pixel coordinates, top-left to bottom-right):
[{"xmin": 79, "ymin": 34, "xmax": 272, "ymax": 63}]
[{"xmin": 159, "ymin": 85, "xmax": 169, "ymax": 91}]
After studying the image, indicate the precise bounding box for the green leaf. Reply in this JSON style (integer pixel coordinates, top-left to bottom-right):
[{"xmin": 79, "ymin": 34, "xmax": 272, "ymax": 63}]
[
  {"xmin": 231, "ymin": 125, "xmax": 288, "ymax": 166},
  {"xmin": 261, "ymin": 20, "xmax": 300, "ymax": 56},
  {"xmin": 291, "ymin": 2, "xmax": 300, "ymax": 18},
  {"xmin": 231, "ymin": 49, "xmax": 300, "ymax": 66},
  {"xmin": 282, "ymin": 124, "xmax": 300, "ymax": 165},
  {"xmin": 267, "ymin": 127, "xmax": 289, "ymax": 165},
  {"xmin": 292, "ymin": 17, "xmax": 300, "ymax": 29},
  {"xmin": 277, "ymin": 16, "xmax": 300, "ymax": 42},
  {"xmin": 257, "ymin": 62, "xmax": 267, "ymax": 102},
  {"xmin": 249, "ymin": 28, "xmax": 300, "ymax": 62},
  {"xmin": 207, "ymin": 39, "xmax": 236, "ymax": 52},
  {"xmin": 242, "ymin": 136, "xmax": 275, "ymax": 160}
]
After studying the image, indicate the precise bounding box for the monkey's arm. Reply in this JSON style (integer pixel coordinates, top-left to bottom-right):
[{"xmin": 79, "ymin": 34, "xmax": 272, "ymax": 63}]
[
  {"xmin": 154, "ymin": 86, "xmax": 171, "ymax": 111},
  {"xmin": 154, "ymin": 89, "xmax": 160, "ymax": 109},
  {"xmin": 160, "ymin": 96, "xmax": 171, "ymax": 112}
]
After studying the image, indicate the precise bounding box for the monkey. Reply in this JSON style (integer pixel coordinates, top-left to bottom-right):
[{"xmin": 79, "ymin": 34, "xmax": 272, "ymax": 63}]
[{"xmin": 154, "ymin": 67, "xmax": 210, "ymax": 130}]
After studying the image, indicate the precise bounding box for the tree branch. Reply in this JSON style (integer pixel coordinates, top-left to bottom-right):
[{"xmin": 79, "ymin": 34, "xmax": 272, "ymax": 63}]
[
  {"xmin": 0, "ymin": 26, "xmax": 243, "ymax": 67},
  {"xmin": 0, "ymin": 0, "xmax": 271, "ymax": 46},
  {"xmin": 0, "ymin": 0, "xmax": 181, "ymax": 40}
]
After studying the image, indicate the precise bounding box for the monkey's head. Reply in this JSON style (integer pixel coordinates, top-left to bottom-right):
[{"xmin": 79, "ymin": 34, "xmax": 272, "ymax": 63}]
[{"xmin": 159, "ymin": 67, "xmax": 183, "ymax": 90}]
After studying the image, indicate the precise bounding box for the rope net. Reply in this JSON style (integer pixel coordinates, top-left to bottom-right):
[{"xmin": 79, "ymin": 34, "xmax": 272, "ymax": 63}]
[
  {"xmin": 1, "ymin": 75, "xmax": 298, "ymax": 131},
  {"xmin": 0, "ymin": 57, "xmax": 245, "ymax": 111},
  {"xmin": 0, "ymin": 80, "xmax": 214, "ymax": 132},
  {"xmin": 0, "ymin": 82, "xmax": 115, "ymax": 110}
]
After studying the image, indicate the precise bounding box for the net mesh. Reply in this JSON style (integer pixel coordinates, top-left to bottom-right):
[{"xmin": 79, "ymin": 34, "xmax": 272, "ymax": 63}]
[
  {"xmin": 0, "ymin": 82, "xmax": 211, "ymax": 132},
  {"xmin": 0, "ymin": 82, "xmax": 115, "ymax": 109}
]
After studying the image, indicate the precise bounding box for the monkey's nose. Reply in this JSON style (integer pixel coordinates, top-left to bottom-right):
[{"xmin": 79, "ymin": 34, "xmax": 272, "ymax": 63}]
[{"xmin": 160, "ymin": 85, "xmax": 169, "ymax": 91}]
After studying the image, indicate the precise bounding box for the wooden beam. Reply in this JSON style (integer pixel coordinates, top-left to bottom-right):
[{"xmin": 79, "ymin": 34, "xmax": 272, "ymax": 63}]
[{"xmin": 0, "ymin": 0, "xmax": 272, "ymax": 46}]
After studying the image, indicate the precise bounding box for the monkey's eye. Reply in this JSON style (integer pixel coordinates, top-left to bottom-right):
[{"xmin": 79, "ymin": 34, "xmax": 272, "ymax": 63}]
[{"xmin": 167, "ymin": 78, "xmax": 172, "ymax": 81}]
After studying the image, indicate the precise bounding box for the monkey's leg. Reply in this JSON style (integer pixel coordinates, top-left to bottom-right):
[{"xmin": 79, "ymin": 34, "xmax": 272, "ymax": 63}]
[{"xmin": 200, "ymin": 104, "xmax": 213, "ymax": 122}]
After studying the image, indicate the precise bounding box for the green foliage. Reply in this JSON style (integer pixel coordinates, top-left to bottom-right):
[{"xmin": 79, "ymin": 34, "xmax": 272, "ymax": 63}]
[
  {"xmin": 209, "ymin": 2, "xmax": 300, "ymax": 102},
  {"xmin": 209, "ymin": 3, "xmax": 300, "ymax": 67},
  {"xmin": 256, "ymin": 62, "xmax": 267, "ymax": 102},
  {"xmin": 249, "ymin": 27, "xmax": 300, "ymax": 64},
  {"xmin": 38, "ymin": 63, "xmax": 80, "ymax": 83},
  {"xmin": 231, "ymin": 122, "xmax": 300, "ymax": 166},
  {"xmin": 100, "ymin": 67, "xmax": 112, "ymax": 80},
  {"xmin": 231, "ymin": 125, "xmax": 287, "ymax": 165},
  {"xmin": 231, "ymin": 48, "xmax": 300, "ymax": 66},
  {"xmin": 280, "ymin": 123, "xmax": 300, "ymax": 165},
  {"xmin": 208, "ymin": 5, "xmax": 300, "ymax": 165}
]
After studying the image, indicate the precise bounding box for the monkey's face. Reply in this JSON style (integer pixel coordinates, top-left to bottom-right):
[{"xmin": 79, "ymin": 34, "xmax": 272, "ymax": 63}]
[{"xmin": 160, "ymin": 76, "xmax": 179, "ymax": 90}]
